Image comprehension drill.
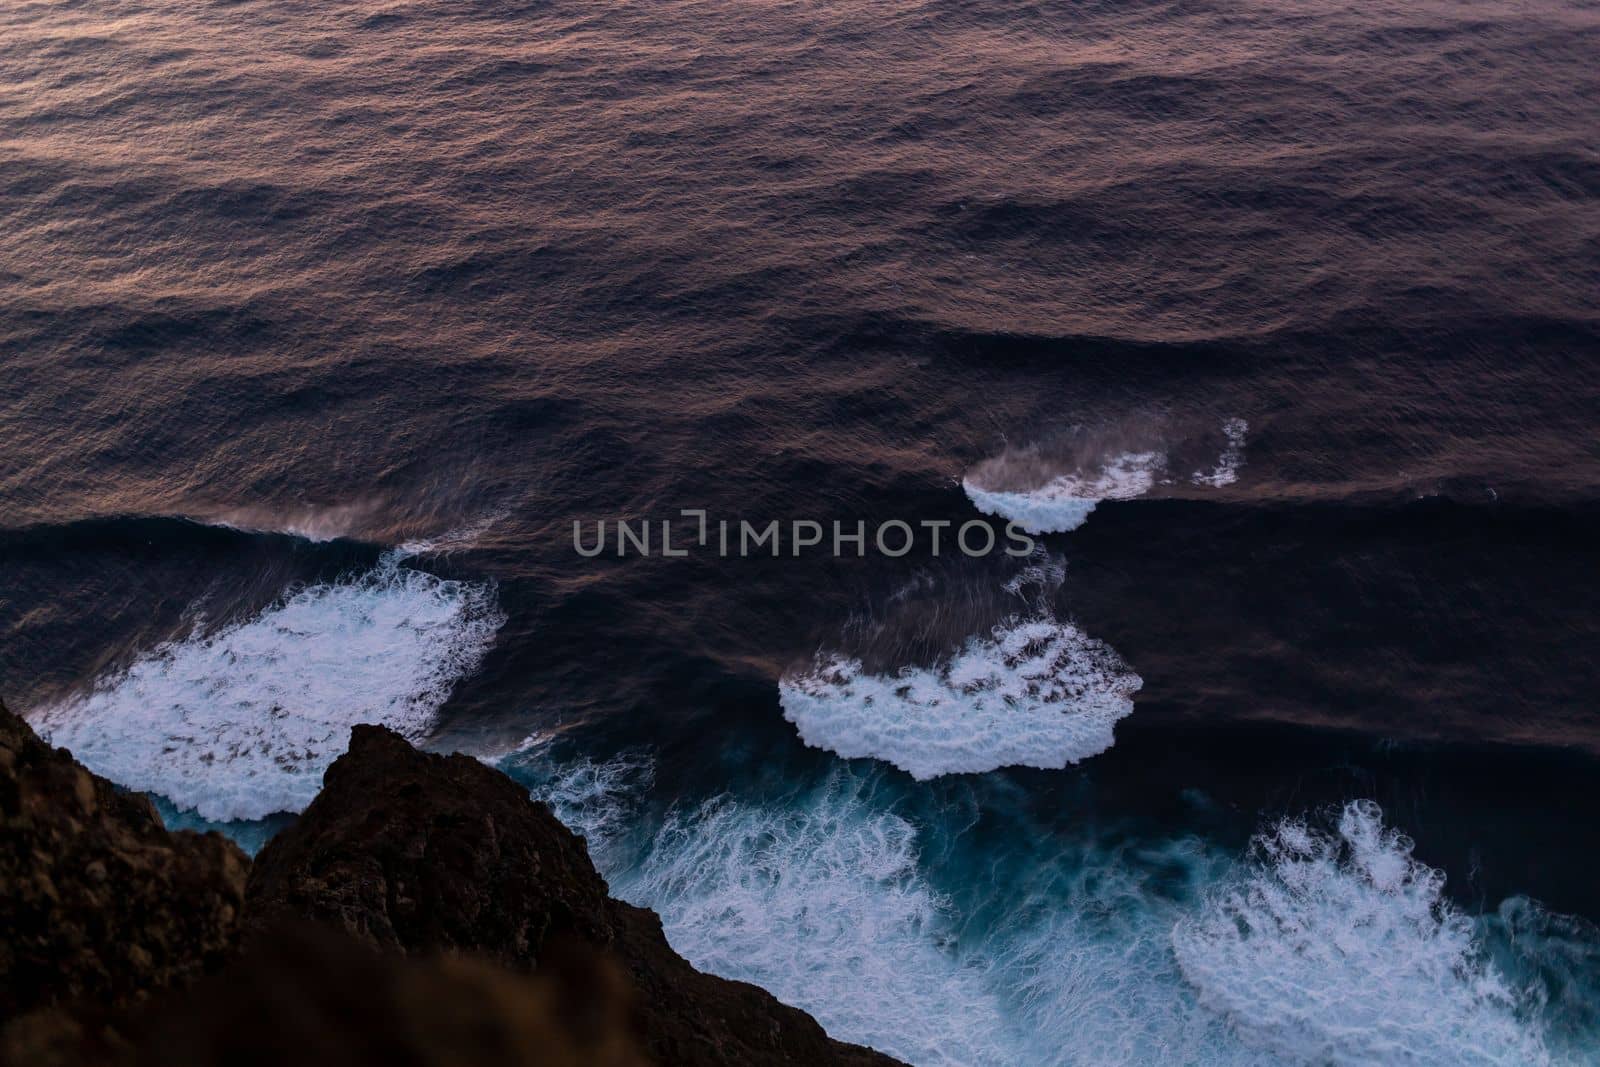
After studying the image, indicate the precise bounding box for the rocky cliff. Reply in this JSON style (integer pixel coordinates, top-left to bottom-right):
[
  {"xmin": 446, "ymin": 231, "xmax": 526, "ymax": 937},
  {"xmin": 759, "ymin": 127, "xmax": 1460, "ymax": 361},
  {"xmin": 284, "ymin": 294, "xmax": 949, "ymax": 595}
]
[
  {"xmin": 0, "ymin": 699, "xmax": 248, "ymax": 1062},
  {"xmin": 0, "ymin": 702, "xmax": 901, "ymax": 1067}
]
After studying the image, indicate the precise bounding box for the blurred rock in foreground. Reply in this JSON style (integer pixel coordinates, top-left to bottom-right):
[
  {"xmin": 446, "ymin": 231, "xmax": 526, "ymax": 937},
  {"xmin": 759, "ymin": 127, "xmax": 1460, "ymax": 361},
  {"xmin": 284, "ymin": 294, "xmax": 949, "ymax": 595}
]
[
  {"xmin": 0, "ymin": 702, "xmax": 901, "ymax": 1067},
  {"xmin": 247, "ymin": 724, "xmax": 897, "ymax": 1066},
  {"xmin": 0, "ymin": 699, "xmax": 248, "ymax": 1062}
]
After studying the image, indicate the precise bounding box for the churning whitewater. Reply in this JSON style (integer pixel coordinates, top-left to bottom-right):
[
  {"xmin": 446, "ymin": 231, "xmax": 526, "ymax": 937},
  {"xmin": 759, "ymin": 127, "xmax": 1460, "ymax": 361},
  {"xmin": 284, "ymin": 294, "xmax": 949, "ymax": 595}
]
[
  {"xmin": 1172, "ymin": 800, "xmax": 1547, "ymax": 1065},
  {"xmin": 516, "ymin": 751, "xmax": 1582, "ymax": 1067},
  {"xmin": 5, "ymin": 0, "xmax": 1599, "ymax": 1058},
  {"xmin": 26, "ymin": 551, "xmax": 503, "ymax": 821},
  {"xmin": 780, "ymin": 616, "xmax": 1142, "ymax": 779}
]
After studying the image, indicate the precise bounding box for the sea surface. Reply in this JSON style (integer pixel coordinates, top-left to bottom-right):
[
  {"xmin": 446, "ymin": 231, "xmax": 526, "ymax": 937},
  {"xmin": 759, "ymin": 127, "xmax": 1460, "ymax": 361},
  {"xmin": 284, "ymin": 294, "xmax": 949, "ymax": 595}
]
[{"xmin": 3, "ymin": 0, "xmax": 1600, "ymax": 1062}]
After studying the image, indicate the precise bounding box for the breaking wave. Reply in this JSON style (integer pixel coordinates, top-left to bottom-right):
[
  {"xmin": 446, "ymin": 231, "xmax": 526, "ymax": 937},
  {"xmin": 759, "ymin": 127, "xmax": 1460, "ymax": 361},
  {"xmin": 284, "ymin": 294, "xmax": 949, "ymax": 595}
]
[
  {"xmin": 514, "ymin": 756, "xmax": 1589, "ymax": 1066},
  {"xmin": 779, "ymin": 616, "xmax": 1142, "ymax": 779},
  {"xmin": 963, "ymin": 449, "xmax": 1166, "ymax": 534},
  {"xmin": 963, "ymin": 418, "xmax": 1249, "ymax": 532},
  {"xmin": 26, "ymin": 551, "xmax": 503, "ymax": 821},
  {"xmin": 1173, "ymin": 800, "xmax": 1553, "ymax": 1065}
]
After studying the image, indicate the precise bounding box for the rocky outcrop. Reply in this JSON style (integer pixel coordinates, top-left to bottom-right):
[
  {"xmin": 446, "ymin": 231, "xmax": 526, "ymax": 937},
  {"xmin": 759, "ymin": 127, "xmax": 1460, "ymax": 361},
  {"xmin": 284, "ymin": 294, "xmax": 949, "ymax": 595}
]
[
  {"xmin": 246, "ymin": 725, "xmax": 621, "ymax": 961},
  {"xmin": 248, "ymin": 724, "xmax": 898, "ymax": 1067},
  {"xmin": 0, "ymin": 699, "xmax": 248, "ymax": 1058},
  {"xmin": 0, "ymin": 702, "xmax": 902, "ymax": 1066}
]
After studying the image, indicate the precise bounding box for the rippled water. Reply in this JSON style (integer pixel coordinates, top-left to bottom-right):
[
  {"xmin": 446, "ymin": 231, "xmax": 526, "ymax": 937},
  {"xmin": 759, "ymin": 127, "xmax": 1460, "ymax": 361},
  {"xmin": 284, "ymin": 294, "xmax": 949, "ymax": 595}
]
[{"xmin": 3, "ymin": 0, "xmax": 1599, "ymax": 1062}]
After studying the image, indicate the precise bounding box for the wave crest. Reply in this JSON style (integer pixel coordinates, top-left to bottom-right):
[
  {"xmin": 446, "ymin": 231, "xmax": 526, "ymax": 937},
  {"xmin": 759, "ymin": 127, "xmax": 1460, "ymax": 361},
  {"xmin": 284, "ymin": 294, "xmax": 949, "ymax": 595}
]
[
  {"xmin": 963, "ymin": 449, "xmax": 1165, "ymax": 534},
  {"xmin": 27, "ymin": 551, "xmax": 504, "ymax": 821},
  {"xmin": 1173, "ymin": 800, "xmax": 1550, "ymax": 1066},
  {"xmin": 780, "ymin": 615, "xmax": 1142, "ymax": 779}
]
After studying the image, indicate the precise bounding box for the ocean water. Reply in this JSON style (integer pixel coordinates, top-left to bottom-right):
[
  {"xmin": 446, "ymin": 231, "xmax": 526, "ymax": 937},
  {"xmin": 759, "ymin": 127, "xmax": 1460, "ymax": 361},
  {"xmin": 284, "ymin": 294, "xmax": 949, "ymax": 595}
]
[
  {"xmin": 3, "ymin": 0, "xmax": 1599, "ymax": 1062},
  {"xmin": 511, "ymin": 739, "xmax": 1600, "ymax": 1065}
]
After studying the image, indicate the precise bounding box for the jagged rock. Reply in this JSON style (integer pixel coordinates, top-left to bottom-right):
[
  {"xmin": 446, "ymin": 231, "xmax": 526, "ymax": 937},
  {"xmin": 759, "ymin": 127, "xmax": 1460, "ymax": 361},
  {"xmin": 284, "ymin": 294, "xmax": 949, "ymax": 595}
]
[
  {"xmin": 247, "ymin": 725, "xmax": 901, "ymax": 1066},
  {"xmin": 0, "ymin": 701, "xmax": 900, "ymax": 1067},
  {"xmin": 0, "ymin": 700, "xmax": 248, "ymax": 1056}
]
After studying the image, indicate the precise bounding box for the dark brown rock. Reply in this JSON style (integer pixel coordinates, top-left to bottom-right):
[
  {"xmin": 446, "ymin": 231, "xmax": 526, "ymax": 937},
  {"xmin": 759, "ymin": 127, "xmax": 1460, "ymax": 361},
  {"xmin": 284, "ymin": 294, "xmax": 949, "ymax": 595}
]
[
  {"xmin": 135, "ymin": 923, "xmax": 649, "ymax": 1067},
  {"xmin": 247, "ymin": 725, "xmax": 901, "ymax": 1067},
  {"xmin": 0, "ymin": 700, "xmax": 249, "ymax": 1057},
  {"xmin": 0, "ymin": 702, "xmax": 900, "ymax": 1067}
]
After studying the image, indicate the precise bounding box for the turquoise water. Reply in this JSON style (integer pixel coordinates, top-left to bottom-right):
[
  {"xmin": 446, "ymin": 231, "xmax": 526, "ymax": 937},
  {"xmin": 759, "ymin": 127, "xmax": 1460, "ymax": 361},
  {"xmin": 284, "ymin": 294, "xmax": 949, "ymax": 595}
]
[{"xmin": 502, "ymin": 735, "xmax": 1600, "ymax": 1066}]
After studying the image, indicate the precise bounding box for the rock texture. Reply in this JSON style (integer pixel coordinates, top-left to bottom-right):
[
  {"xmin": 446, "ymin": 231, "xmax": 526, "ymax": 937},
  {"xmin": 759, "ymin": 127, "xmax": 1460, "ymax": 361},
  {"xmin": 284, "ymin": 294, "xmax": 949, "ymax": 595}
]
[
  {"xmin": 0, "ymin": 699, "xmax": 248, "ymax": 1055},
  {"xmin": 248, "ymin": 725, "xmax": 898, "ymax": 1066},
  {"xmin": 0, "ymin": 702, "xmax": 903, "ymax": 1066}
]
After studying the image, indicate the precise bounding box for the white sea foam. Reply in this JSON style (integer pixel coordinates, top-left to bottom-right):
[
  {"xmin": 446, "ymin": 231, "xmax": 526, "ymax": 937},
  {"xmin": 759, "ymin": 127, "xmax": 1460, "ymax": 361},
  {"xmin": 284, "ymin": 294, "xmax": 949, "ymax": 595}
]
[
  {"xmin": 526, "ymin": 747, "xmax": 656, "ymax": 869},
  {"xmin": 964, "ymin": 418, "xmax": 1248, "ymax": 532},
  {"xmin": 531, "ymin": 761, "xmax": 1573, "ymax": 1066},
  {"xmin": 27, "ymin": 551, "xmax": 504, "ymax": 821},
  {"xmin": 1001, "ymin": 549, "xmax": 1067, "ymax": 601},
  {"xmin": 606, "ymin": 771, "xmax": 1237, "ymax": 1065},
  {"xmin": 1173, "ymin": 800, "xmax": 1550, "ymax": 1066},
  {"xmin": 963, "ymin": 450, "xmax": 1165, "ymax": 534},
  {"xmin": 1192, "ymin": 418, "xmax": 1248, "ymax": 487},
  {"xmin": 779, "ymin": 616, "xmax": 1142, "ymax": 779},
  {"xmin": 615, "ymin": 772, "xmax": 1010, "ymax": 1066}
]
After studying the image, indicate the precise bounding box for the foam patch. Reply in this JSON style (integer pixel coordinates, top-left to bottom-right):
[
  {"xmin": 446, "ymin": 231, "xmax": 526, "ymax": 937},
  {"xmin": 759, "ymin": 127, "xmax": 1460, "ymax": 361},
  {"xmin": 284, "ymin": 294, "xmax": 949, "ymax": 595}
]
[
  {"xmin": 28, "ymin": 552, "xmax": 503, "ymax": 821},
  {"xmin": 963, "ymin": 450, "xmax": 1165, "ymax": 533},
  {"xmin": 780, "ymin": 616, "xmax": 1142, "ymax": 779}
]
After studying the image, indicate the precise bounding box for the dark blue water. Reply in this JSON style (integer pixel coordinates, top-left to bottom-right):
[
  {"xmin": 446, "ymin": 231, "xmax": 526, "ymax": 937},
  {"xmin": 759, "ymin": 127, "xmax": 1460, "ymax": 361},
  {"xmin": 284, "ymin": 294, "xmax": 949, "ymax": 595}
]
[{"xmin": 3, "ymin": 0, "xmax": 1599, "ymax": 1061}]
